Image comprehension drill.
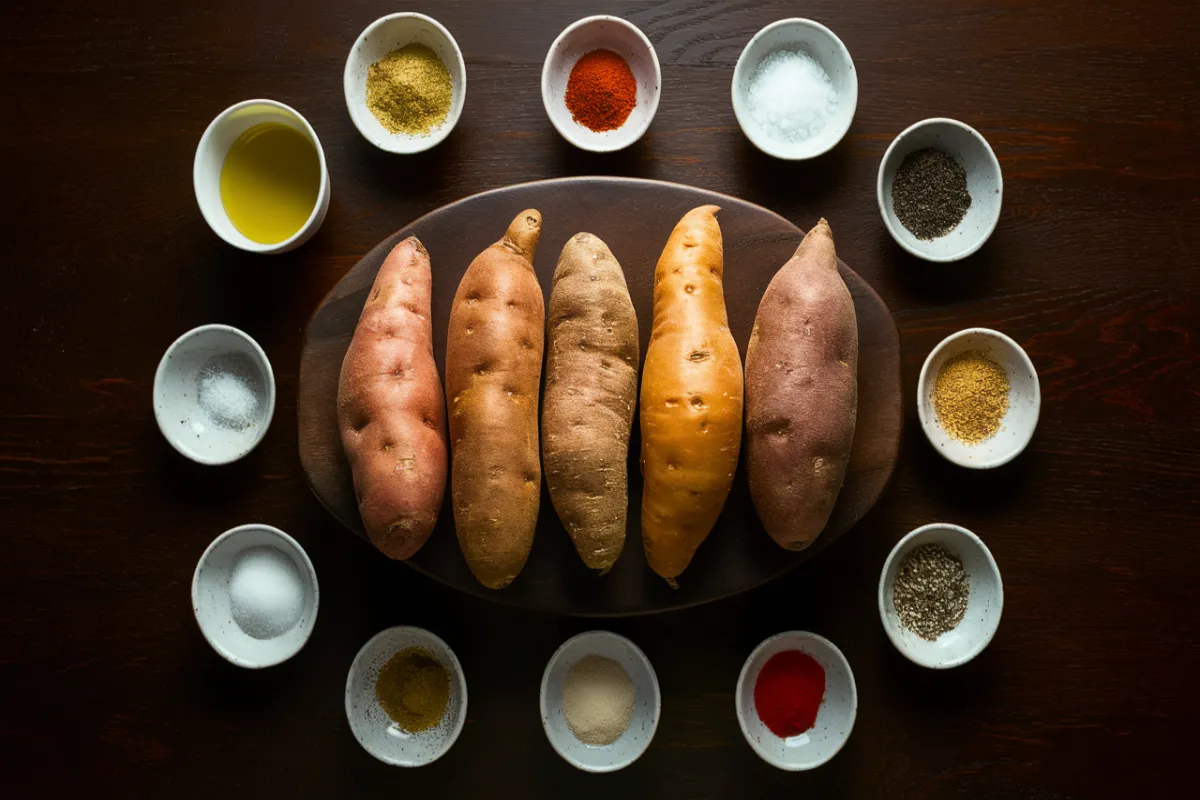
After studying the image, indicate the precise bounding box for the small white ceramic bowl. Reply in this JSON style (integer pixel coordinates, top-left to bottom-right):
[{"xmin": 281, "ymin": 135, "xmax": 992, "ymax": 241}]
[
  {"xmin": 540, "ymin": 631, "xmax": 660, "ymax": 773},
  {"xmin": 346, "ymin": 626, "xmax": 467, "ymax": 767},
  {"xmin": 879, "ymin": 523, "xmax": 1004, "ymax": 669},
  {"xmin": 542, "ymin": 16, "xmax": 661, "ymax": 153},
  {"xmin": 193, "ymin": 99, "xmax": 330, "ymax": 253},
  {"xmin": 878, "ymin": 118, "xmax": 1003, "ymax": 261},
  {"xmin": 154, "ymin": 324, "xmax": 275, "ymax": 465},
  {"xmin": 731, "ymin": 18, "xmax": 858, "ymax": 160},
  {"xmin": 192, "ymin": 524, "xmax": 318, "ymax": 669},
  {"xmin": 736, "ymin": 631, "xmax": 857, "ymax": 771},
  {"xmin": 918, "ymin": 327, "xmax": 1040, "ymax": 468},
  {"xmin": 345, "ymin": 13, "xmax": 466, "ymax": 154}
]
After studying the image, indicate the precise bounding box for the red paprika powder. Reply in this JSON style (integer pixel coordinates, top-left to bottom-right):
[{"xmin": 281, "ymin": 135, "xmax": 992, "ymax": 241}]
[
  {"xmin": 565, "ymin": 49, "xmax": 637, "ymax": 132},
  {"xmin": 753, "ymin": 650, "xmax": 826, "ymax": 737}
]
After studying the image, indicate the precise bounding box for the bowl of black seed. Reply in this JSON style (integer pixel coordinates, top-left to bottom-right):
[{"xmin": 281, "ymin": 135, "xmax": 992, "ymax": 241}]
[
  {"xmin": 877, "ymin": 523, "xmax": 1003, "ymax": 669},
  {"xmin": 876, "ymin": 118, "xmax": 1002, "ymax": 262}
]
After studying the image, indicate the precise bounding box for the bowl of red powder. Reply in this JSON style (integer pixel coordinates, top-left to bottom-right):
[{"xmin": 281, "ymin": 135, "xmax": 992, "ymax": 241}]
[
  {"xmin": 735, "ymin": 631, "xmax": 857, "ymax": 770},
  {"xmin": 541, "ymin": 15, "xmax": 661, "ymax": 152}
]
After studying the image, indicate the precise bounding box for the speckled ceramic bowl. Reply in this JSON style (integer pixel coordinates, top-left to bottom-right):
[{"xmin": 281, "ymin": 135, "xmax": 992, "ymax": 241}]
[
  {"xmin": 736, "ymin": 631, "xmax": 857, "ymax": 770},
  {"xmin": 345, "ymin": 626, "xmax": 467, "ymax": 767},
  {"xmin": 877, "ymin": 117, "xmax": 1003, "ymax": 261},
  {"xmin": 540, "ymin": 631, "xmax": 660, "ymax": 772},
  {"xmin": 918, "ymin": 327, "xmax": 1040, "ymax": 468},
  {"xmin": 879, "ymin": 523, "xmax": 1004, "ymax": 669}
]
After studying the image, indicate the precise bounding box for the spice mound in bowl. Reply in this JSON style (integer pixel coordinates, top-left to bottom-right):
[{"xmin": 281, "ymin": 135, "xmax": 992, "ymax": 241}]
[
  {"xmin": 540, "ymin": 631, "xmax": 660, "ymax": 772},
  {"xmin": 918, "ymin": 327, "xmax": 1041, "ymax": 469},
  {"xmin": 735, "ymin": 631, "xmax": 856, "ymax": 770},
  {"xmin": 541, "ymin": 15, "xmax": 661, "ymax": 153},
  {"xmin": 879, "ymin": 523, "xmax": 1004, "ymax": 669},
  {"xmin": 191, "ymin": 524, "xmax": 319, "ymax": 669},
  {"xmin": 731, "ymin": 18, "xmax": 858, "ymax": 160},
  {"xmin": 154, "ymin": 324, "xmax": 276, "ymax": 465},
  {"xmin": 344, "ymin": 13, "xmax": 466, "ymax": 154},
  {"xmin": 877, "ymin": 117, "xmax": 1002, "ymax": 261},
  {"xmin": 345, "ymin": 626, "xmax": 467, "ymax": 767}
]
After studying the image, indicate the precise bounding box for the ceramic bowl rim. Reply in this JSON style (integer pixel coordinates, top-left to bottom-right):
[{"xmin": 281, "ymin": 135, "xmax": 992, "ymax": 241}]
[
  {"xmin": 876, "ymin": 116, "xmax": 1003, "ymax": 262},
  {"xmin": 192, "ymin": 98, "xmax": 329, "ymax": 253},
  {"xmin": 734, "ymin": 630, "xmax": 858, "ymax": 770},
  {"xmin": 538, "ymin": 629, "xmax": 661, "ymax": 773},
  {"xmin": 730, "ymin": 17, "xmax": 859, "ymax": 161},
  {"xmin": 877, "ymin": 522, "xmax": 1004, "ymax": 669},
  {"xmin": 153, "ymin": 323, "xmax": 276, "ymax": 466},
  {"xmin": 190, "ymin": 523, "xmax": 319, "ymax": 669},
  {"xmin": 917, "ymin": 326, "xmax": 1041, "ymax": 469},
  {"xmin": 343, "ymin": 625, "xmax": 469, "ymax": 767},
  {"xmin": 343, "ymin": 12, "xmax": 467, "ymax": 154},
  {"xmin": 540, "ymin": 14, "xmax": 662, "ymax": 153}
]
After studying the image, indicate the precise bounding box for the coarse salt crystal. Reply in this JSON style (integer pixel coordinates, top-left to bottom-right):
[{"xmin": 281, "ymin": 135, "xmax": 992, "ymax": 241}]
[
  {"xmin": 747, "ymin": 49, "xmax": 839, "ymax": 144},
  {"xmin": 196, "ymin": 354, "xmax": 261, "ymax": 431}
]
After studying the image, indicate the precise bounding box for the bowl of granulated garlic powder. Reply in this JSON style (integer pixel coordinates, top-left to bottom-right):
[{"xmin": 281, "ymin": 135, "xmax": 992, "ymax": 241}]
[
  {"xmin": 540, "ymin": 631, "xmax": 660, "ymax": 773},
  {"xmin": 344, "ymin": 13, "xmax": 466, "ymax": 153},
  {"xmin": 918, "ymin": 327, "xmax": 1040, "ymax": 469}
]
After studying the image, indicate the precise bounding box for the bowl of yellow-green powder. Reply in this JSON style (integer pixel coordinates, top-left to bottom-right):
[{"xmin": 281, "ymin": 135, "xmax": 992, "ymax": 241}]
[
  {"xmin": 344, "ymin": 13, "xmax": 466, "ymax": 154},
  {"xmin": 918, "ymin": 327, "xmax": 1040, "ymax": 469}
]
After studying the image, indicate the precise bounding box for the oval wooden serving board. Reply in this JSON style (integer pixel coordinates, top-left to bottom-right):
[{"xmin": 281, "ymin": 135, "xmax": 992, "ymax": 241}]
[{"xmin": 299, "ymin": 177, "xmax": 901, "ymax": 616}]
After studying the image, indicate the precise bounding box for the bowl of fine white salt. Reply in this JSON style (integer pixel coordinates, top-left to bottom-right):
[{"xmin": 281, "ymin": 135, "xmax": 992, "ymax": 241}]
[
  {"xmin": 732, "ymin": 18, "xmax": 857, "ymax": 160},
  {"xmin": 154, "ymin": 324, "xmax": 275, "ymax": 465},
  {"xmin": 192, "ymin": 523, "xmax": 319, "ymax": 669}
]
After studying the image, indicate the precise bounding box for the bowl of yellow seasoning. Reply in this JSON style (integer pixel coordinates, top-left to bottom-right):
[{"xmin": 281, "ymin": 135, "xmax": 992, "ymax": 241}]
[
  {"xmin": 193, "ymin": 99, "xmax": 330, "ymax": 253},
  {"xmin": 345, "ymin": 13, "xmax": 466, "ymax": 154},
  {"xmin": 918, "ymin": 327, "xmax": 1041, "ymax": 469},
  {"xmin": 345, "ymin": 626, "xmax": 467, "ymax": 767}
]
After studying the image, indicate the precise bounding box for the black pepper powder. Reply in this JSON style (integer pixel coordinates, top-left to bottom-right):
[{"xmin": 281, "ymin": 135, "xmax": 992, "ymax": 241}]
[{"xmin": 891, "ymin": 148, "xmax": 972, "ymax": 240}]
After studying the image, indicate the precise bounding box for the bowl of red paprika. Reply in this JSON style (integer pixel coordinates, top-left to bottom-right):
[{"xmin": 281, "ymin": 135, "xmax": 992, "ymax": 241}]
[
  {"xmin": 736, "ymin": 631, "xmax": 857, "ymax": 770},
  {"xmin": 541, "ymin": 15, "xmax": 661, "ymax": 152}
]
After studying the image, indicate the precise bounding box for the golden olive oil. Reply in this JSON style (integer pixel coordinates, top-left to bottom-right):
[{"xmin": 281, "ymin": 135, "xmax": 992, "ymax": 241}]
[{"xmin": 219, "ymin": 122, "xmax": 320, "ymax": 245}]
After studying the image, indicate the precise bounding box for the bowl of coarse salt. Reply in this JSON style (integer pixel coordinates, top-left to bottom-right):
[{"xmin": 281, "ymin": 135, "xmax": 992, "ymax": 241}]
[
  {"xmin": 732, "ymin": 18, "xmax": 858, "ymax": 160},
  {"xmin": 192, "ymin": 524, "xmax": 319, "ymax": 669},
  {"xmin": 540, "ymin": 630, "xmax": 660, "ymax": 773},
  {"xmin": 154, "ymin": 324, "xmax": 275, "ymax": 465}
]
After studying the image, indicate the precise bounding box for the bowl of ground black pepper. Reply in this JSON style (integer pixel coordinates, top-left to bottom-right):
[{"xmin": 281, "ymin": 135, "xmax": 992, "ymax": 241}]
[
  {"xmin": 541, "ymin": 15, "xmax": 661, "ymax": 152},
  {"xmin": 877, "ymin": 118, "xmax": 1002, "ymax": 262},
  {"xmin": 345, "ymin": 13, "xmax": 466, "ymax": 154},
  {"xmin": 345, "ymin": 626, "xmax": 467, "ymax": 767},
  {"xmin": 879, "ymin": 523, "xmax": 1003, "ymax": 669},
  {"xmin": 919, "ymin": 327, "xmax": 1041, "ymax": 468}
]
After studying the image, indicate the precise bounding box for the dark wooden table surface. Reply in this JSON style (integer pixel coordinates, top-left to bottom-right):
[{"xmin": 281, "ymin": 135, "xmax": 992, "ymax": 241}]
[{"xmin": 2, "ymin": 1, "xmax": 1196, "ymax": 797}]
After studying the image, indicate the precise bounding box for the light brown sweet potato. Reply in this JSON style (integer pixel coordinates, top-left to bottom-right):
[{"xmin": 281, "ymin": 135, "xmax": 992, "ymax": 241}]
[
  {"xmin": 445, "ymin": 210, "xmax": 544, "ymax": 589},
  {"xmin": 744, "ymin": 219, "xmax": 858, "ymax": 551},
  {"xmin": 542, "ymin": 233, "xmax": 639, "ymax": 573},
  {"xmin": 640, "ymin": 205, "xmax": 743, "ymax": 584},
  {"xmin": 337, "ymin": 236, "xmax": 448, "ymax": 560}
]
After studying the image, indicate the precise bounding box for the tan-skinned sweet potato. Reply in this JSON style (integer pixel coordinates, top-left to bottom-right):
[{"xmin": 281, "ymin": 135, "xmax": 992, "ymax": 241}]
[
  {"xmin": 542, "ymin": 233, "xmax": 639, "ymax": 573},
  {"xmin": 445, "ymin": 210, "xmax": 544, "ymax": 589},
  {"xmin": 337, "ymin": 236, "xmax": 448, "ymax": 560},
  {"xmin": 744, "ymin": 219, "xmax": 858, "ymax": 551},
  {"xmin": 640, "ymin": 205, "xmax": 743, "ymax": 584}
]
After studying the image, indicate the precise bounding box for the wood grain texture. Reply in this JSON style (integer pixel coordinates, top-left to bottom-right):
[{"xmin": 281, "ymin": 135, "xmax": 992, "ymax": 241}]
[
  {"xmin": 298, "ymin": 178, "xmax": 901, "ymax": 614},
  {"xmin": 0, "ymin": 0, "xmax": 1197, "ymax": 797}
]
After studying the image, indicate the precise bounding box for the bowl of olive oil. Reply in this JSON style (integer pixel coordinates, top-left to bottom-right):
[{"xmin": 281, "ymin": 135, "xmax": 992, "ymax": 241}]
[{"xmin": 194, "ymin": 99, "xmax": 330, "ymax": 253}]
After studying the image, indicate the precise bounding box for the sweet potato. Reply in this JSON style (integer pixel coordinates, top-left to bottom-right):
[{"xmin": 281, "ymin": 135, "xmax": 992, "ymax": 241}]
[
  {"xmin": 744, "ymin": 219, "xmax": 858, "ymax": 551},
  {"xmin": 542, "ymin": 233, "xmax": 639, "ymax": 573},
  {"xmin": 640, "ymin": 205, "xmax": 743, "ymax": 584},
  {"xmin": 445, "ymin": 210, "xmax": 544, "ymax": 589},
  {"xmin": 337, "ymin": 236, "xmax": 448, "ymax": 560}
]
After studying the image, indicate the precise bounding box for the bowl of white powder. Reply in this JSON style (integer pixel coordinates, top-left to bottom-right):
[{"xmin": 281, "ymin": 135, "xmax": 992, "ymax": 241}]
[
  {"xmin": 732, "ymin": 18, "xmax": 857, "ymax": 160},
  {"xmin": 192, "ymin": 524, "xmax": 319, "ymax": 668},
  {"xmin": 540, "ymin": 631, "xmax": 660, "ymax": 773},
  {"xmin": 154, "ymin": 324, "xmax": 275, "ymax": 465}
]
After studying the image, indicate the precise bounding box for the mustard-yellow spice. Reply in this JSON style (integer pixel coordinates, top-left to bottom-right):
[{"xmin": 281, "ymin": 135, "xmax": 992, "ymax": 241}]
[
  {"xmin": 932, "ymin": 350, "xmax": 1010, "ymax": 444},
  {"xmin": 366, "ymin": 44, "xmax": 452, "ymax": 135}
]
